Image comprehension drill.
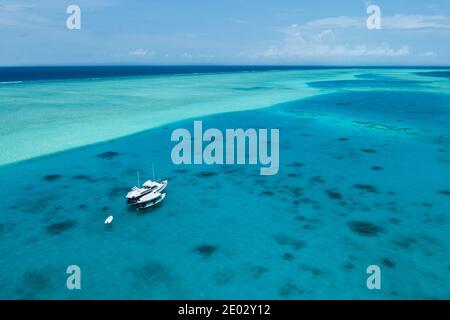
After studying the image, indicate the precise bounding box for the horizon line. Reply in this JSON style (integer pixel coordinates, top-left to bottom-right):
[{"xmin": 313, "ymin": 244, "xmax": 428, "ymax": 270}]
[{"xmin": 1, "ymin": 64, "xmax": 450, "ymax": 68}]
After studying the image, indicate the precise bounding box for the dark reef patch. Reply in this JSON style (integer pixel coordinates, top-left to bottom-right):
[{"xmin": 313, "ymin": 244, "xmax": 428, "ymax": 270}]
[
  {"xmin": 290, "ymin": 240, "xmax": 306, "ymax": 250},
  {"xmin": 273, "ymin": 234, "xmax": 306, "ymax": 250},
  {"xmin": 196, "ymin": 171, "xmax": 217, "ymax": 178},
  {"xmin": 309, "ymin": 176, "xmax": 325, "ymax": 184},
  {"xmin": 302, "ymin": 224, "xmax": 316, "ymax": 230},
  {"xmin": 255, "ymin": 178, "xmax": 268, "ymax": 184},
  {"xmin": 19, "ymin": 271, "xmax": 51, "ymax": 298},
  {"xmin": 130, "ymin": 262, "xmax": 173, "ymax": 285},
  {"xmin": 46, "ymin": 220, "xmax": 77, "ymax": 235},
  {"xmin": 0, "ymin": 223, "xmax": 16, "ymax": 237},
  {"xmin": 361, "ymin": 149, "xmax": 377, "ymax": 153},
  {"xmin": 52, "ymin": 205, "xmax": 64, "ymax": 213},
  {"xmin": 389, "ymin": 218, "xmax": 400, "ymax": 224},
  {"xmin": 260, "ymin": 191, "xmax": 274, "ymax": 196},
  {"xmin": 342, "ymin": 262, "xmax": 355, "ymax": 270},
  {"xmin": 288, "ymin": 162, "xmax": 303, "ymax": 168},
  {"xmin": 438, "ymin": 190, "xmax": 450, "ymax": 196},
  {"xmin": 96, "ymin": 151, "xmax": 120, "ymax": 159},
  {"xmin": 353, "ymin": 184, "xmax": 379, "ymax": 193},
  {"xmin": 195, "ymin": 245, "xmax": 218, "ymax": 257},
  {"xmin": 250, "ymin": 266, "xmax": 268, "ymax": 279},
  {"xmin": 371, "ymin": 166, "xmax": 383, "ymax": 171},
  {"xmin": 300, "ymin": 264, "xmax": 324, "ymax": 276},
  {"xmin": 285, "ymin": 186, "xmax": 303, "ymax": 197},
  {"xmin": 283, "ymin": 253, "xmax": 295, "ymax": 261},
  {"xmin": 173, "ymin": 168, "xmax": 188, "ymax": 174},
  {"xmin": 43, "ymin": 174, "xmax": 62, "ymax": 182},
  {"xmin": 279, "ymin": 280, "xmax": 304, "ymax": 298},
  {"xmin": 72, "ymin": 174, "xmax": 97, "ymax": 183},
  {"xmin": 311, "ymin": 268, "xmax": 324, "ymax": 276},
  {"xmin": 382, "ymin": 258, "xmax": 396, "ymax": 268},
  {"xmin": 326, "ymin": 189, "xmax": 343, "ymax": 200},
  {"xmin": 347, "ymin": 221, "xmax": 382, "ymax": 237},
  {"xmin": 300, "ymin": 197, "xmax": 318, "ymax": 205},
  {"xmin": 392, "ymin": 236, "xmax": 417, "ymax": 249},
  {"xmin": 337, "ymin": 137, "xmax": 349, "ymax": 141}
]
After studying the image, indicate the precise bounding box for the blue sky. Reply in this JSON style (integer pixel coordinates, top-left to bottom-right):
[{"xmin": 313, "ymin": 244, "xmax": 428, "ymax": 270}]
[{"xmin": 0, "ymin": 0, "xmax": 449, "ymax": 66}]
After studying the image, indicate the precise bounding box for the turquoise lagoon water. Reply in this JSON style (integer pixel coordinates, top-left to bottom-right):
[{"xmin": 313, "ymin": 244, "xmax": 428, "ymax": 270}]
[{"xmin": 0, "ymin": 68, "xmax": 449, "ymax": 299}]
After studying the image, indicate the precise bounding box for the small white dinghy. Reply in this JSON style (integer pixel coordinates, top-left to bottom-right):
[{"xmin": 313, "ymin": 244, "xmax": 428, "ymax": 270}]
[
  {"xmin": 104, "ymin": 215, "xmax": 114, "ymax": 224},
  {"xmin": 134, "ymin": 192, "xmax": 166, "ymax": 211}
]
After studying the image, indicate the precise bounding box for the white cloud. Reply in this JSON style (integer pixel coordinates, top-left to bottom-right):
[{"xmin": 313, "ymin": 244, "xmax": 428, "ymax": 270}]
[
  {"xmin": 228, "ymin": 17, "xmax": 248, "ymax": 25},
  {"xmin": 255, "ymin": 25, "xmax": 409, "ymax": 59},
  {"xmin": 420, "ymin": 51, "xmax": 437, "ymax": 57},
  {"xmin": 306, "ymin": 16, "xmax": 364, "ymax": 29},
  {"xmin": 302, "ymin": 14, "xmax": 450, "ymax": 30},
  {"xmin": 128, "ymin": 49, "xmax": 154, "ymax": 57},
  {"xmin": 169, "ymin": 52, "xmax": 215, "ymax": 59},
  {"xmin": 0, "ymin": 4, "xmax": 47, "ymax": 27},
  {"xmin": 383, "ymin": 15, "xmax": 450, "ymax": 29},
  {"xmin": 0, "ymin": 4, "xmax": 36, "ymax": 13},
  {"xmin": 317, "ymin": 29, "xmax": 336, "ymax": 41}
]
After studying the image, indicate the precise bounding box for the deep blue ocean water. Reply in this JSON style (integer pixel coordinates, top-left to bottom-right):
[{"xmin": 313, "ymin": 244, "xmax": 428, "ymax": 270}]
[
  {"xmin": 0, "ymin": 73, "xmax": 449, "ymax": 298},
  {"xmin": 1, "ymin": 65, "xmax": 447, "ymax": 82},
  {"xmin": 0, "ymin": 65, "xmax": 345, "ymax": 82}
]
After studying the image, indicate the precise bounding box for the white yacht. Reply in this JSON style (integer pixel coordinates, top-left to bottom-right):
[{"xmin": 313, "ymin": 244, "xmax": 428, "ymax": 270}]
[
  {"xmin": 134, "ymin": 192, "xmax": 166, "ymax": 210},
  {"xmin": 126, "ymin": 179, "xmax": 168, "ymax": 203}
]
